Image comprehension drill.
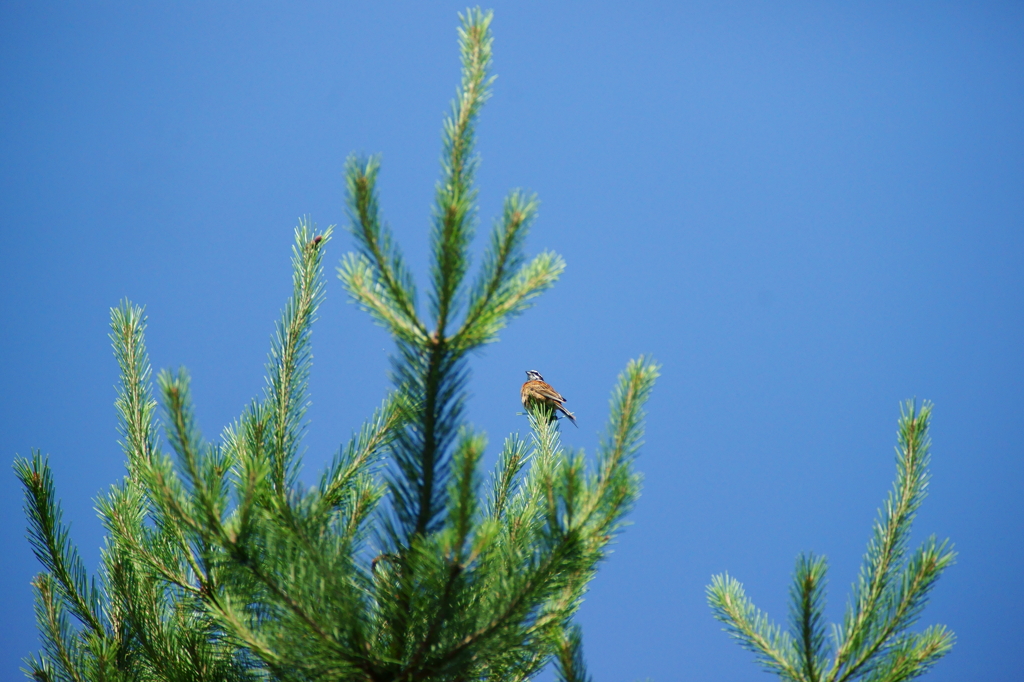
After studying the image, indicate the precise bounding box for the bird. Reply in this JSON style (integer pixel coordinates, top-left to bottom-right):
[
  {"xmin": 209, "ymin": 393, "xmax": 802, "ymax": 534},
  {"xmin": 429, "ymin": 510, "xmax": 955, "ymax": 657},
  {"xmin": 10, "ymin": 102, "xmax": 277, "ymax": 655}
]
[{"xmin": 521, "ymin": 370, "xmax": 577, "ymax": 427}]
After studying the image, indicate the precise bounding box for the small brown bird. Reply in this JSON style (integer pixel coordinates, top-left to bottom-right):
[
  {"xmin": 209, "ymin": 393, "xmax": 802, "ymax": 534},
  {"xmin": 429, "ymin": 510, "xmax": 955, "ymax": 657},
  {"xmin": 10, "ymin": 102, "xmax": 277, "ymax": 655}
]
[{"xmin": 521, "ymin": 370, "xmax": 577, "ymax": 427}]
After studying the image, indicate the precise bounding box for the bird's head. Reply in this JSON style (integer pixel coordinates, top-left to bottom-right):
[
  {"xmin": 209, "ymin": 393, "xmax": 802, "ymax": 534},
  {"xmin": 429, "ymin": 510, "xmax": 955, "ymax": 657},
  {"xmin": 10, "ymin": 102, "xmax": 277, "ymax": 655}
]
[{"xmin": 525, "ymin": 370, "xmax": 544, "ymax": 382}]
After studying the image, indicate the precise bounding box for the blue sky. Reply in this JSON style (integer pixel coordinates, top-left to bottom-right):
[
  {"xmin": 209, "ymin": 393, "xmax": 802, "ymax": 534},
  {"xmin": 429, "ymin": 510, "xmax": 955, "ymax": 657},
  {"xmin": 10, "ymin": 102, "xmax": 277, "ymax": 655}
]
[{"xmin": 1, "ymin": 2, "xmax": 1021, "ymax": 680}]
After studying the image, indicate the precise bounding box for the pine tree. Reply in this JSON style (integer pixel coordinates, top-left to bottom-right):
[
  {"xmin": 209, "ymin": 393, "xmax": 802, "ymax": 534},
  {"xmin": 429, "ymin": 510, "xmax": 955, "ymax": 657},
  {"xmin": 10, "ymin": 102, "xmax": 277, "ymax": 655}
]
[
  {"xmin": 14, "ymin": 9, "xmax": 659, "ymax": 682},
  {"xmin": 707, "ymin": 401, "xmax": 955, "ymax": 682}
]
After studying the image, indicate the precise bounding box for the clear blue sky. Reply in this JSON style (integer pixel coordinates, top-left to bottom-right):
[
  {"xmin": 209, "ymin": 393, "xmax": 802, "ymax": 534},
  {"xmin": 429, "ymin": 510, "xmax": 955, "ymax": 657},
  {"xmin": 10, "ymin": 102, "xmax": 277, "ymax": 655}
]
[{"xmin": 1, "ymin": 2, "xmax": 1021, "ymax": 680}]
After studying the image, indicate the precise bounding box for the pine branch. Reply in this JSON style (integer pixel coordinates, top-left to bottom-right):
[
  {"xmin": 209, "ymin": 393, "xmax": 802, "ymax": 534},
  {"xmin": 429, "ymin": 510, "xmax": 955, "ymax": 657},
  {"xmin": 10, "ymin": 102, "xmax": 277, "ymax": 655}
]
[
  {"xmin": 486, "ymin": 434, "xmax": 530, "ymax": 520},
  {"xmin": 203, "ymin": 593, "xmax": 288, "ymax": 674},
  {"xmin": 32, "ymin": 574, "xmax": 88, "ymax": 682},
  {"xmin": 15, "ymin": 454, "xmax": 106, "ymax": 638},
  {"xmin": 453, "ymin": 190, "xmax": 540, "ymax": 349},
  {"xmin": 132, "ymin": 446, "xmax": 215, "ymax": 595},
  {"xmin": 451, "ymin": 250, "xmax": 565, "ymax": 353},
  {"xmin": 577, "ymin": 356, "xmax": 659, "ymax": 537},
  {"xmin": 444, "ymin": 428, "xmax": 487, "ymax": 561},
  {"xmin": 419, "ymin": 536, "xmax": 582, "ymax": 677},
  {"xmin": 223, "ymin": 402, "xmax": 273, "ymax": 545},
  {"xmin": 399, "ymin": 557, "xmax": 465, "ymax": 682},
  {"xmin": 343, "ymin": 155, "xmax": 425, "ymax": 343},
  {"xmin": 465, "ymin": 191, "xmax": 537, "ymax": 320},
  {"xmin": 383, "ymin": 339, "xmax": 469, "ymax": 542},
  {"xmin": 339, "ymin": 253, "xmax": 430, "ymax": 347},
  {"xmin": 429, "ymin": 7, "xmax": 494, "ymax": 333},
  {"xmin": 21, "ymin": 653, "xmax": 55, "ymax": 682},
  {"xmin": 376, "ymin": 8, "xmax": 498, "ymax": 548},
  {"xmin": 709, "ymin": 401, "xmax": 954, "ymax": 682},
  {"xmin": 110, "ymin": 301, "xmax": 159, "ymax": 478},
  {"xmin": 829, "ymin": 402, "xmax": 950, "ymax": 682},
  {"xmin": 158, "ymin": 370, "xmax": 207, "ymax": 504},
  {"xmin": 790, "ymin": 554, "xmax": 830, "ymax": 682},
  {"xmin": 554, "ymin": 623, "xmax": 594, "ymax": 682},
  {"xmin": 129, "ymin": 376, "xmax": 216, "ymax": 585},
  {"xmin": 107, "ymin": 300, "xmax": 255, "ymax": 682},
  {"xmin": 885, "ymin": 537, "xmax": 956, "ymax": 642},
  {"xmin": 98, "ymin": 482, "xmax": 199, "ymax": 597},
  {"xmin": 599, "ymin": 357, "xmax": 658, "ymax": 474},
  {"xmin": 211, "ymin": 492, "xmax": 379, "ymax": 677},
  {"xmin": 314, "ymin": 393, "xmax": 405, "ymax": 516},
  {"xmin": 101, "ymin": 535, "xmax": 215, "ymax": 682},
  {"xmin": 707, "ymin": 573, "xmax": 800, "ymax": 680},
  {"xmin": 861, "ymin": 626, "xmax": 954, "ymax": 682},
  {"xmin": 266, "ymin": 219, "xmax": 332, "ymax": 492}
]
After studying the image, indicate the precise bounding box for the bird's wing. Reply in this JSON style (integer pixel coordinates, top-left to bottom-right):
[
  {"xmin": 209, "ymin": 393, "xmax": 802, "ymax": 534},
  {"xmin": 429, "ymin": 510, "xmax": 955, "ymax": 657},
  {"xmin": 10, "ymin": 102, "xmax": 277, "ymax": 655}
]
[{"xmin": 532, "ymin": 384, "xmax": 567, "ymax": 403}]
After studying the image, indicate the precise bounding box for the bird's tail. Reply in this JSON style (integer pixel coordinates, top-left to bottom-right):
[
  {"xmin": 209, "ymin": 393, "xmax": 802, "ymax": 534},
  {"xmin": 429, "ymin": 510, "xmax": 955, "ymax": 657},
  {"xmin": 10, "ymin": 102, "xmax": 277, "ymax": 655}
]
[{"xmin": 557, "ymin": 405, "xmax": 578, "ymax": 428}]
